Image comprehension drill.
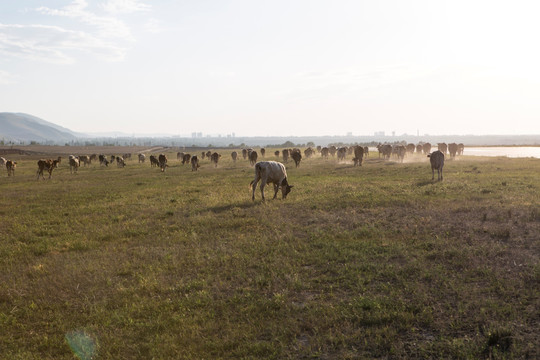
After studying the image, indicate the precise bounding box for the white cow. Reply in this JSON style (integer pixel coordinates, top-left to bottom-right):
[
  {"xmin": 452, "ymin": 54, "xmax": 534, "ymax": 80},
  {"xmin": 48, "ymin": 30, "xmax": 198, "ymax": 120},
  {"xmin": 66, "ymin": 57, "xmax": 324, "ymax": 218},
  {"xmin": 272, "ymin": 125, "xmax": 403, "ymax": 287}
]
[{"xmin": 250, "ymin": 161, "xmax": 293, "ymax": 201}]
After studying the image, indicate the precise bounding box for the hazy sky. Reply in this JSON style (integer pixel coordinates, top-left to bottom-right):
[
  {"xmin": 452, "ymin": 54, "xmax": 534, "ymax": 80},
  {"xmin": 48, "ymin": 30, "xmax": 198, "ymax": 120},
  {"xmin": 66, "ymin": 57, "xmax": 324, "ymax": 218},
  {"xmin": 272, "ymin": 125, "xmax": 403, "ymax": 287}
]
[{"xmin": 1, "ymin": 0, "xmax": 540, "ymax": 137}]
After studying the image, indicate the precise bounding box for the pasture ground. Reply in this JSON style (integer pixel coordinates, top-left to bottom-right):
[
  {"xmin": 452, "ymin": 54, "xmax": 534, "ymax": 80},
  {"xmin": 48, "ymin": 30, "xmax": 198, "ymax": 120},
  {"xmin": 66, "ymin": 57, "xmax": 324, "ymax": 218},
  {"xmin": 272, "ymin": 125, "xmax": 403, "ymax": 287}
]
[{"xmin": 0, "ymin": 147, "xmax": 538, "ymax": 359}]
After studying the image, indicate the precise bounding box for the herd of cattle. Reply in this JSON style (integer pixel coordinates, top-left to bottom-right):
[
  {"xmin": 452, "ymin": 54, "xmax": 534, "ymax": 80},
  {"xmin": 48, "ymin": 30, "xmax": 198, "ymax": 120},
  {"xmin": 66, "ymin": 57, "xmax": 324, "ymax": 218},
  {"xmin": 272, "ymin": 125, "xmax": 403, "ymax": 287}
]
[{"xmin": 1, "ymin": 142, "xmax": 461, "ymax": 196}]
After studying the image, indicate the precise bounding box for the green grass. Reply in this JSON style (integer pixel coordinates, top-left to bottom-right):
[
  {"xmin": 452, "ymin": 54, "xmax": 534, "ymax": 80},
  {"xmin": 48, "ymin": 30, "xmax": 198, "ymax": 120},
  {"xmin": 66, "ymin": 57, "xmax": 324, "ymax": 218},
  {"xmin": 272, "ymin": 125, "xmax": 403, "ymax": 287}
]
[{"xmin": 0, "ymin": 150, "xmax": 539, "ymax": 359}]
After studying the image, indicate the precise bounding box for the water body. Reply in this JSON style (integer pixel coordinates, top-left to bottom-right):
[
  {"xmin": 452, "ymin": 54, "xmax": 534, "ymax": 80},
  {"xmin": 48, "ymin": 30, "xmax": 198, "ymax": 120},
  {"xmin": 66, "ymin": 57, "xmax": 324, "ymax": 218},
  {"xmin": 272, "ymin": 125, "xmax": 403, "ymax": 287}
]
[{"xmin": 463, "ymin": 147, "xmax": 540, "ymax": 158}]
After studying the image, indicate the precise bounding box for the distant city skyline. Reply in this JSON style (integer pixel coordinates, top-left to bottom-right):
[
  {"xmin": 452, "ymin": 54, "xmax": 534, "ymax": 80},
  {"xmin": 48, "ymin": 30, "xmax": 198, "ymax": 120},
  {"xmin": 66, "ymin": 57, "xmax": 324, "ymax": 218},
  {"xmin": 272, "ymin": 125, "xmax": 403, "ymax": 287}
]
[{"xmin": 1, "ymin": 1, "xmax": 540, "ymax": 137}]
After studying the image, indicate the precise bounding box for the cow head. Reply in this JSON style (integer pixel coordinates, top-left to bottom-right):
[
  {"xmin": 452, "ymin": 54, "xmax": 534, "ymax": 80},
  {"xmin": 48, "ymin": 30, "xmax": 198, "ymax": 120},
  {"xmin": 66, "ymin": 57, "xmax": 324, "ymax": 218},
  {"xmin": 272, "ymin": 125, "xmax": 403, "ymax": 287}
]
[{"xmin": 281, "ymin": 178, "xmax": 294, "ymax": 199}]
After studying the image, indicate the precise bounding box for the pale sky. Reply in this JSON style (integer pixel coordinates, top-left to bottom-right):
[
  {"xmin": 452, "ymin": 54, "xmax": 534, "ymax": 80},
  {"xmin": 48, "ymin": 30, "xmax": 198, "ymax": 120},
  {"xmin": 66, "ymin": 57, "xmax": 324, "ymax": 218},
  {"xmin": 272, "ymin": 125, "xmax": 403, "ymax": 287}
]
[{"xmin": 1, "ymin": 0, "xmax": 540, "ymax": 137}]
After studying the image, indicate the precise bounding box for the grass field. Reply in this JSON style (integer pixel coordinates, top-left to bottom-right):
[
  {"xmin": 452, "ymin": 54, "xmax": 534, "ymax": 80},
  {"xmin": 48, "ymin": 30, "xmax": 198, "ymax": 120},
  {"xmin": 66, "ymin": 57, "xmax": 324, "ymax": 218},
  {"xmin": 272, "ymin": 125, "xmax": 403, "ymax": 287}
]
[{"xmin": 0, "ymin": 148, "xmax": 538, "ymax": 359}]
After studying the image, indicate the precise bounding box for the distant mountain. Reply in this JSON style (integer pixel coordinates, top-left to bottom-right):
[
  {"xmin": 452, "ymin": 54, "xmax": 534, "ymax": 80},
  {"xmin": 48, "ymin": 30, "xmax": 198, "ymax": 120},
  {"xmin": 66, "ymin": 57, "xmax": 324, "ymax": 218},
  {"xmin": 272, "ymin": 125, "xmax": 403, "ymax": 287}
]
[{"xmin": 0, "ymin": 113, "xmax": 79, "ymax": 143}]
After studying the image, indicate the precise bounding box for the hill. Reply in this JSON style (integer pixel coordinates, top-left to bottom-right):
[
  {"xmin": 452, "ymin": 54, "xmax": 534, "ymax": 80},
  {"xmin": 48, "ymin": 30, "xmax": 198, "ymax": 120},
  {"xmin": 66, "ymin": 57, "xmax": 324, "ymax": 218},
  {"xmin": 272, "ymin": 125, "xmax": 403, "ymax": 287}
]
[{"xmin": 0, "ymin": 112, "xmax": 79, "ymax": 144}]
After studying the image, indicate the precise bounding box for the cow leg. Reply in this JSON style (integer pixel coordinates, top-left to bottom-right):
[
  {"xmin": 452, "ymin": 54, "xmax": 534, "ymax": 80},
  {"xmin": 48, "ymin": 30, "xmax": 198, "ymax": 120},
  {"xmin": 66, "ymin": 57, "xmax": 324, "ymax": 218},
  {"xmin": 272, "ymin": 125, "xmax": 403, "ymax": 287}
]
[
  {"xmin": 259, "ymin": 180, "xmax": 267, "ymax": 201},
  {"xmin": 432, "ymin": 167, "xmax": 435, "ymax": 181},
  {"xmin": 273, "ymin": 183, "xmax": 279, "ymax": 199}
]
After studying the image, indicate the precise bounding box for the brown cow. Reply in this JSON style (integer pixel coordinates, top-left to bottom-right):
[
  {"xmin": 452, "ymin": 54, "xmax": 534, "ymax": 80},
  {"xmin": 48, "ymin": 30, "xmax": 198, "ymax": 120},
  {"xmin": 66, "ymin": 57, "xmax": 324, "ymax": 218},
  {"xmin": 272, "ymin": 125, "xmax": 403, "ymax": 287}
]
[
  {"xmin": 210, "ymin": 152, "xmax": 221, "ymax": 167},
  {"xmin": 250, "ymin": 161, "xmax": 293, "ymax": 201},
  {"xmin": 6, "ymin": 160, "xmax": 17, "ymax": 176},
  {"xmin": 191, "ymin": 155, "xmax": 200, "ymax": 171},
  {"xmin": 282, "ymin": 149, "xmax": 289, "ymax": 163},
  {"xmin": 149, "ymin": 155, "xmax": 159, "ymax": 167},
  {"xmin": 231, "ymin": 151, "xmax": 238, "ymax": 163},
  {"xmin": 422, "ymin": 143, "xmax": 432, "ymax": 155},
  {"xmin": 158, "ymin": 154, "xmax": 168, "ymax": 172},
  {"xmin": 69, "ymin": 156, "xmax": 79, "ymax": 174},
  {"xmin": 428, "ymin": 150, "xmax": 444, "ymax": 181},
  {"xmin": 249, "ymin": 150, "xmax": 258, "ymax": 166},
  {"xmin": 353, "ymin": 145, "xmax": 364, "ymax": 166},
  {"xmin": 182, "ymin": 153, "xmax": 191, "ymax": 165},
  {"xmin": 448, "ymin": 143, "xmax": 458, "ymax": 159},
  {"xmin": 37, "ymin": 159, "xmax": 60, "ymax": 180},
  {"xmin": 291, "ymin": 150, "xmax": 302, "ymax": 168},
  {"xmin": 260, "ymin": 148, "xmax": 266, "ymax": 158}
]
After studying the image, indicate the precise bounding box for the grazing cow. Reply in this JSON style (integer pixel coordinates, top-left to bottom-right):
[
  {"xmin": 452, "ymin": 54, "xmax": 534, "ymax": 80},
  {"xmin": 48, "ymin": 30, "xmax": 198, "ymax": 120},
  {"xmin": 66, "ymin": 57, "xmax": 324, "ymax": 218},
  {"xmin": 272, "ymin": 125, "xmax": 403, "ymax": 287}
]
[
  {"xmin": 363, "ymin": 146, "xmax": 369, "ymax": 157},
  {"xmin": 448, "ymin": 143, "xmax": 458, "ymax": 159},
  {"xmin": 457, "ymin": 143, "xmax": 465, "ymax": 156},
  {"xmin": 123, "ymin": 153, "xmax": 132, "ymax": 161},
  {"xmin": 149, "ymin": 155, "xmax": 159, "ymax": 167},
  {"xmin": 282, "ymin": 149, "xmax": 289, "ymax": 163},
  {"xmin": 158, "ymin": 154, "xmax": 168, "ymax": 172},
  {"xmin": 6, "ymin": 160, "xmax": 16, "ymax": 176},
  {"xmin": 89, "ymin": 154, "xmax": 98, "ymax": 164},
  {"xmin": 316, "ymin": 145, "xmax": 322, "ymax": 153},
  {"xmin": 291, "ymin": 150, "xmax": 302, "ymax": 168},
  {"xmin": 249, "ymin": 150, "xmax": 258, "ymax": 166},
  {"xmin": 231, "ymin": 151, "xmax": 238, "ymax": 163},
  {"xmin": 250, "ymin": 161, "xmax": 294, "ymax": 201},
  {"xmin": 416, "ymin": 144, "xmax": 423, "ymax": 154},
  {"xmin": 37, "ymin": 159, "xmax": 60, "ymax": 179},
  {"xmin": 79, "ymin": 155, "xmax": 91, "ymax": 167},
  {"xmin": 182, "ymin": 153, "xmax": 191, "ymax": 165},
  {"xmin": 191, "ymin": 155, "xmax": 200, "ymax": 171},
  {"xmin": 304, "ymin": 147, "xmax": 314, "ymax": 158},
  {"xmin": 353, "ymin": 145, "xmax": 364, "ymax": 166},
  {"xmin": 242, "ymin": 148, "xmax": 248, "ymax": 160},
  {"xmin": 422, "ymin": 143, "xmax": 432, "ymax": 155},
  {"xmin": 69, "ymin": 156, "xmax": 79, "ymax": 174},
  {"xmin": 438, "ymin": 143, "xmax": 448, "ymax": 155},
  {"xmin": 110, "ymin": 155, "xmax": 116, "ymax": 163},
  {"xmin": 177, "ymin": 152, "xmax": 184, "ymax": 161},
  {"xmin": 138, "ymin": 153, "xmax": 146, "ymax": 163},
  {"xmin": 116, "ymin": 156, "xmax": 126, "ymax": 168},
  {"xmin": 428, "ymin": 150, "xmax": 444, "ymax": 181},
  {"xmin": 201, "ymin": 151, "xmax": 206, "ymax": 159},
  {"xmin": 206, "ymin": 150, "xmax": 212, "ymax": 159},
  {"xmin": 0, "ymin": 157, "xmax": 6, "ymax": 167},
  {"xmin": 274, "ymin": 150, "xmax": 280, "ymax": 158},
  {"xmin": 210, "ymin": 152, "xmax": 221, "ymax": 167},
  {"xmin": 260, "ymin": 148, "xmax": 266, "ymax": 158}
]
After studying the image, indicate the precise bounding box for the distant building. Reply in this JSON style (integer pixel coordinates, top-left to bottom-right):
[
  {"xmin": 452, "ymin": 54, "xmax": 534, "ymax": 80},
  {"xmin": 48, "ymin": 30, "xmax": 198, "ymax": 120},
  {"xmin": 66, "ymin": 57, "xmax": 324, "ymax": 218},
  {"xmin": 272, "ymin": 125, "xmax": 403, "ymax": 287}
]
[
  {"xmin": 374, "ymin": 131, "xmax": 385, "ymax": 136},
  {"xmin": 346, "ymin": 132, "xmax": 352, "ymax": 136}
]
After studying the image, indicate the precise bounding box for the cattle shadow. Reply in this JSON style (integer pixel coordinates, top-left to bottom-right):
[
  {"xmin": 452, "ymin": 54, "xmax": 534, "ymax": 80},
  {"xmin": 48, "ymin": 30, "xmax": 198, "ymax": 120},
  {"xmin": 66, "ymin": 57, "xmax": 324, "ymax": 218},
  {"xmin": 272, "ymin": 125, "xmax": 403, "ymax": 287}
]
[
  {"xmin": 416, "ymin": 180, "xmax": 437, "ymax": 187},
  {"xmin": 207, "ymin": 202, "xmax": 258, "ymax": 214}
]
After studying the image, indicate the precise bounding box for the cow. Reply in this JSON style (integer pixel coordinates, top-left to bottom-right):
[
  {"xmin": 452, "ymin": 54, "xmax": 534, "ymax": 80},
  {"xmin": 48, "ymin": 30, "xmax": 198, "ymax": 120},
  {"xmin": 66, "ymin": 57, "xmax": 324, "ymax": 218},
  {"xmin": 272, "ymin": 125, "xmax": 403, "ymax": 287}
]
[
  {"xmin": 353, "ymin": 145, "xmax": 364, "ymax": 166},
  {"xmin": 138, "ymin": 153, "xmax": 146, "ymax": 163},
  {"xmin": 182, "ymin": 153, "xmax": 191, "ymax": 165},
  {"xmin": 116, "ymin": 156, "xmax": 126, "ymax": 168},
  {"xmin": 406, "ymin": 143, "xmax": 416, "ymax": 155},
  {"xmin": 249, "ymin": 150, "xmax": 258, "ymax": 166},
  {"xmin": 428, "ymin": 150, "xmax": 444, "ymax": 181},
  {"xmin": 110, "ymin": 155, "xmax": 116, "ymax": 163},
  {"xmin": 282, "ymin": 149, "xmax": 289, "ymax": 163},
  {"xmin": 158, "ymin": 154, "xmax": 168, "ymax": 172},
  {"xmin": 79, "ymin": 155, "xmax": 91, "ymax": 167},
  {"xmin": 191, "ymin": 155, "xmax": 200, "ymax": 171},
  {"xmin": 210, "ymin": 152, "xmax": 221, "ymax": 167},
  {"xmin": 395, "ymin": 145, "xmax": 406, "ymax": 163},
  {"xmin": 337, "ymin": 147, "xmax": 347, "ymax": 162},
  {"xmin": 438, "ymin": 143, "xmax": 448, "ymax": 155},
  {"xmin": 99, "ymin": 154, "xmax": 109, "ymax": 167},
  {"xmin": 448, "ymin": 143, "xmax": 458, "ymax": 159},
  {"xmin": 363, "ymin": 146, "xmax": 369, "ymax": 157},
  {"xmin": 422, "ymin": 143, "xmax": 432, "ymax": 155},
  {"xmin": 321, "ymin": 147, "xmax": 329, "ymax": 159},
  {"xmin": 260, "ymin": 148, "xmax": 266, "ymax": 158},
  {"xmin": 328, "ymin": 145, "xmax": 337, "ymax": 157},
  {"xmin": 0, "ymin": 157, "xmax": 6, "ymax": 169},
  {"xmin": 378, "ymin": 144, "xmax": 392, "ymax": 160},
  {"xmin": 89, "ymin": 154, "xmax": 98, "ymax": 164},
  {"xmin": 6, "ymin": 160, "xmax": 16, "ymax": 176},
  {"xmin": 416, "ymin": 144, "xmax": 423, "ymax": 154},
  {"xmin": 242, "ymin": 148, "xmax": 248, "ymax": 160},
  {"xmin": 177, "ymin": 152, "xmax": 184, "ymax": 161},
  {"xmin": 123, "ymin": 153, "xmax": 132, "ymax": 161},
  {"xmin": 231, "ymin": 151, "xmax": 238, "ymax": 163},
  {"xmin": 274, "ymin": 150, "xmax": 280, "ymax": 158},
  {"xmin": 304, "ymin": 147, "xmax": 314, "ymax": 158},
  {"xmin": 37, "ymin": 159, "xmax": 60, "ymax": 180},
  {"xmin": 457, "ymin": 143, "xmax": 465, "ymax": 156},
  {"xmin": 149, "ymin": 155, "xmax": 159, "ymax": 167},
  {"xmin": 250, "ymin": 161, "xmax": 293, "ymax": 201},
  {"xmin": 291, "ymin": 150, "xmax": 302, "ymax": 168},
  {"xmin": 201, "ymin": 151, "xmax": 206, "ymax": 160},
  {"xmin": 206, "ymin": 150, "xmax": 212, "ymax": 159},
  {"xmin": 69, "ymin": 155, "xmax": 79, "ymax": 174}
]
